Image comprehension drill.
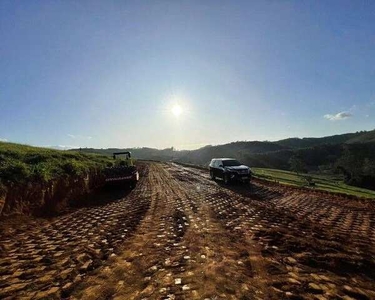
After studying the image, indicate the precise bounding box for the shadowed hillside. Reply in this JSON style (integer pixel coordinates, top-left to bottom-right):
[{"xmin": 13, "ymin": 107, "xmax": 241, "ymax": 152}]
[
  {"xmin": 345, "ymin": 130, "xmax": 375, "ymax": 144},
  {"xmin": 276, "ymin": 130, "xmax": 375, "ymax": 149},
  {"xmin": 74, "ymin": 129, "xmax": 375, "ymax": 168}
]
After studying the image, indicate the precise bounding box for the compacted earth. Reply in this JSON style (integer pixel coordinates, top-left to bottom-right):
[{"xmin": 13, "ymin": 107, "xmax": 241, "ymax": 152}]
[{"xmin": 1, "ymin": 162, "xmax": 375, "ymax": 300}]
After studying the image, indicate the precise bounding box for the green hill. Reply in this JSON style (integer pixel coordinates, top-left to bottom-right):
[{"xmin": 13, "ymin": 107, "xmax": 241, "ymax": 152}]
[
  {"xmin": 74, "ymin": 130, "xmax": 375, "ymax": 168},
  {"xmin": 175, "ymin": 141, "xmax": 287, "ymax": 166},
  {"xmin": 275, "ymin": 130, "xmax": 375, "ymax": 149},
  {"xmin": 346, "ymin": 130, "xmax": 375, "ymax": 143}
]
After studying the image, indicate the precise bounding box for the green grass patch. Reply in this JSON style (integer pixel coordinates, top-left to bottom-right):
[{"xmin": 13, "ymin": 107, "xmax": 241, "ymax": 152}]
[
  {"xmin": 0, "ymin": 142, "xmax": 113, "ymax": 184},
  {"xmin": 253, "ymin": 167, "xmax": 375, "ymax": 199}
]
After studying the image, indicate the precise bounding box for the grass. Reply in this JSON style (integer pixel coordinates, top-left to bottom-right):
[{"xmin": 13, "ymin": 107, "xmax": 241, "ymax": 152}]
[
  {"xmin": 253, "ymin": 167, "xmax": 375, "ymax": 199},
  {"xmin": 0, "ymin": 142, "xmax": 113, "ymax": 186}
]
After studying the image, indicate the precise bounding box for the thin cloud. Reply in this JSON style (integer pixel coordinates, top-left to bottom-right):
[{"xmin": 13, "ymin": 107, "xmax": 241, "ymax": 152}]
[
  {"xmin": 67, "ymin": 134, "xmax": 92, "ymax": 140},
  {"xmin": 0, "ymin": 138, "xmax": 8, "ymax": 142},
  {"xmin": 58, "ymin": 145, "xmax": 77, "ymax": 149},
  {"xmin": 44, "ymin": 145, "xmax": 78, "ymax": 150},
  {"xmin": 324, "ymin": 112, "xmax": 353, "ymax": 121}
]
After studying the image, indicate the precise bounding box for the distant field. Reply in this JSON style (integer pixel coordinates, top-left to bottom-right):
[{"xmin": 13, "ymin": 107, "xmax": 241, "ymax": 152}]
[{"xmin": 253, "ymin": 167, "xmax": 375, "ymax": 199}]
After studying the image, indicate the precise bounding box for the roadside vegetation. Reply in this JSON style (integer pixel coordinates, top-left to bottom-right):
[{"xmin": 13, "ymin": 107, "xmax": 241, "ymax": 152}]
[
  {"xmin": 0, "ymin": 142, "xmax": 112, "ymax": 186},
  {"xmin": 253, "ymin": 167, "xmax": 375, "ymax": 199}
]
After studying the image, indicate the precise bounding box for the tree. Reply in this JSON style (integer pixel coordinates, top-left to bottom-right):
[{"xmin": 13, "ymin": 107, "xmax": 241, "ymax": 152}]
[
  {"xmin": 336, "ymin": 146, "xmax": 375, "ymax": 190},
  {"xmin": 289, "ymin": 155, "xmax": 306, "ymax": 175},
  {"xmin": 363, "ymin": 158, "xmax": 375, "ymax": 177},
  {"xmin": 336, "ymin": 147, "xmax": 362, "ymax": 184}
]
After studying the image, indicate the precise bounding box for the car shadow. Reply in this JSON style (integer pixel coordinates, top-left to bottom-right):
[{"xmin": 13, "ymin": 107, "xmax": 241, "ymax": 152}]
[
  {"xmin": 213, "ymin": 177, "xmax": 282, "ymax": 201},
  {"xmin": 71, "ymin": 184, "xmax": 134, "ymax": 208},
  {"xmin": 214, "ymin": 178, "xmax": 256, "ymax": 198}
]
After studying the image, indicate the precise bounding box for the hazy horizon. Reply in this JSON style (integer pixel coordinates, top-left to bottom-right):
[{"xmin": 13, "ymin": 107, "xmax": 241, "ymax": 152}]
[
  {"xmin": 27, "ymin": 127, "xmax": 371, "ymax": 152},
  {"xmin": 1, "ymin": 1, "xmax": 375, "ymax": 150}
]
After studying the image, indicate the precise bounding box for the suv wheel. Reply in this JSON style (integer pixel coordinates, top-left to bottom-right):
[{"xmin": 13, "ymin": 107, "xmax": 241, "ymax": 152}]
[
  {"xmin": 224, "ymin": 173, "xmax": 230, "ymax": 185},
  {"xmin": 210, "ymin": 170, "xmax": 215, "ymax": 180}
]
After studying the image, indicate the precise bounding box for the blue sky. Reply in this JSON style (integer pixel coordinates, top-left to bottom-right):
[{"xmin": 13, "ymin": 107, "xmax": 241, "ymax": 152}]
[{"xmin": 1, "ymin": 1, "xmax": 374, "ymax": 149}]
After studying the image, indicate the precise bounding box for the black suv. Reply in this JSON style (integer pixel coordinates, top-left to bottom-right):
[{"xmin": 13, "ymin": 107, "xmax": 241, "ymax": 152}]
[{"xmin": 209, "ymin": 158, "xmax": 252, "ymax": 184}]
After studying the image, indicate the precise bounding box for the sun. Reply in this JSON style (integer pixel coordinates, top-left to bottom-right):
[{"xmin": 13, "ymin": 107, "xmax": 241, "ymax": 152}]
[{"xmin": 171, "ymin": 104, "xmax": 182, "ymax": 117}]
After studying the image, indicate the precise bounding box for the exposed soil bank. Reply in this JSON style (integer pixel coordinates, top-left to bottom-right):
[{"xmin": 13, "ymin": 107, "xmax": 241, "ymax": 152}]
[
  {"xmin": 0, "ymin": 170, "xmax": 106, "ymax": 218},
  {"xmin": 0, "ymin": 164, "xmax": 149, "ymax": 299}
]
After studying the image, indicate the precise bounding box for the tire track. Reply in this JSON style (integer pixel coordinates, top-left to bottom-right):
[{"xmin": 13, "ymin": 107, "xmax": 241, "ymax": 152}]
[
  {"xmin": 2, "ymin": 162, "xmax": 375, "ymax": 300},
  {"xmin": 168, "ymin": 163, "xmax": 375, "ymax": 299},
  {"xmin": 0, "ymin": 165, "xmax": 151, "ymax": 299}
]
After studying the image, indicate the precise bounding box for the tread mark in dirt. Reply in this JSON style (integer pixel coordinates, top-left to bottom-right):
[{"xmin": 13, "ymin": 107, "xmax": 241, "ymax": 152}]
[
  {"xmin": 2, "ymin": 162, "xmax": 375, "ymax": 300},
  {"xmin": 0, "ymin": 165, "xmax": 151, "ymax": 299},
  {"xmin": 167, "ymin": 163, "xmax": 375, "ymax": 299}
]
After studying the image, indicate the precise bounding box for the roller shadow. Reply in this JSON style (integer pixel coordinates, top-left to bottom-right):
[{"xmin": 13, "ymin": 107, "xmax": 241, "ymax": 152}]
[{"xmin": 71, "ymin": 184, "xmax": 135, "ymax": 208}]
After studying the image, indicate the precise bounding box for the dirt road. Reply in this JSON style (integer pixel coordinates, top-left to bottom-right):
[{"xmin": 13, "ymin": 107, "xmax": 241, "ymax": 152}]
[{"xmin": 1, "ymin": 162, "xmax": 375, "ymax": 299}]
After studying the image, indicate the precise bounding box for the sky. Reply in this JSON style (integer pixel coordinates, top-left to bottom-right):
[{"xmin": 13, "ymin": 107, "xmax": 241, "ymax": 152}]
[{"xmin": 1, "ymin": 1, "xmax": 375, "ymax": 150}]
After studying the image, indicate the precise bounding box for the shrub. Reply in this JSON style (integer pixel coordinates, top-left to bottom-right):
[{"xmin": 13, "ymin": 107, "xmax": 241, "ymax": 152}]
[
  {"xmin": 61, "ymin": 161, "xmax": 87, "ymax": 176},
  {"xmin": 0, "ymin": 142, "xmax": 113, "ymax": 184},
  {"xmin": 0, "ymin": 160, "xmax": 30, "ymax": 183}
]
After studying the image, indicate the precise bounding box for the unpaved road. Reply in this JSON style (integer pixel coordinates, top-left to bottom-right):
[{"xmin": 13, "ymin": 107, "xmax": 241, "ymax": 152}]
[{"xmin": 1, "ymin": 162, "xmax": 375, "ymax": 299}]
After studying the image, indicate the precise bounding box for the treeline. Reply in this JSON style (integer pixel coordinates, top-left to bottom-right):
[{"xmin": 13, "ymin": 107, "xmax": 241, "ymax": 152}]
[
  {"xmin": 240, "ymin": 143, "xmax": 375, "ymax": 190},
  {"xmin": 335, "ymin": 144, "xmax": 375, "ymax": 190},
  {"xmin": 176, "ymin": 143, "xmax": 375, "ymax": 190}
]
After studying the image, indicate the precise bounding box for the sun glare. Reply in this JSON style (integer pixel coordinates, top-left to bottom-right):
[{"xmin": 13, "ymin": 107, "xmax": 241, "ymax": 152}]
[{"xmin": 172, "ymin": 104, "xmax": 182, "ymax": 117}]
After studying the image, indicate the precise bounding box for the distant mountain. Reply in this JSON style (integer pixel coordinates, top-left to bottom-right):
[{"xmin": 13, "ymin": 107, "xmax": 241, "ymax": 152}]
[
  {"xmin": 345, "ymin": 130, "xmax": 375, "ymax": 144},
  {"xmin": 71, "ymin": 129, "xmax": 375, "ymax": 189},
  {"xmin": 275, "ymin": 130, "xmax": 375, "ymax": 149},
  {"xmin": 77, "ymin": 147, "xmax": 182, "ymax": 162},
  {"xmin": 73, "ymin": 130, "xmax": 375, "ymax": 166},
  {"xmin": 75, "ymin": 141, "xmax": 287, "ymax": 166},
  {"xmin": 175, "ymin": 141, "xmax": 287, "ymax": 166}
]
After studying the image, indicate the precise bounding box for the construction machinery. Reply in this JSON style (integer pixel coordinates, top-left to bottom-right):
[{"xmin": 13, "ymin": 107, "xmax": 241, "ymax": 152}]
[{"xmin": 104, "ymin": 152, "xmax": 139, "ymax": 187}]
